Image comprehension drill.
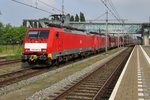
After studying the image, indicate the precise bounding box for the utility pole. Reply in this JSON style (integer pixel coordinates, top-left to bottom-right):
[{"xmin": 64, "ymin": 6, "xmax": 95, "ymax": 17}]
[
  {"xmin": 117, "ymin": 33, "xmax": 119, "ymax": 48},
  {"xmin": 61, "ymin": 0, "xmax": 65, "ymax": 25},
  {"xmin": 62, "ymin": 0, "xmax": 64, "ymax": 15},
  {"xmin": 105, "ymin": 11, "xmax": 108, "ymax": 53},
  {"xmin": 105, "ymin": 0, "xmax": 108, "ymax": 53},
  {"xmin": 122, "ymin": 20, "xmax": 125, "ymax": 47}
]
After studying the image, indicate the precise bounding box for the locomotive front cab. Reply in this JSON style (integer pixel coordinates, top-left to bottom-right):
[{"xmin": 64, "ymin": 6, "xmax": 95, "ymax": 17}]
[{"xmin": 22, "ymin": 28, "xmax": 52, "ymax": 65}]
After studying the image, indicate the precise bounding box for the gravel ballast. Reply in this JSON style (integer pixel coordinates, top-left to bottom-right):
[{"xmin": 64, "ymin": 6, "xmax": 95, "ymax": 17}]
[
  {"xmin": 27, "ymin": 48, "xmax": 126, "ymax": 100},
  {"xmin": 0, "ymin": 48, "xmax": 126, "ymax": 100},
  {"xmin": 0, "ymin": 49, "xmax": 122, "ymax": 96}
]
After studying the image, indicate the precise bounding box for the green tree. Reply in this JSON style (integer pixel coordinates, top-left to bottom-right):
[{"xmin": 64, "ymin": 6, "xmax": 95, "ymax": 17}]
[
  {"xmin": 70, "ymin": 15, "xmax": 74, "ymax": 21},
  {"xmin": 65, "ymin": 14, "xmax": 71, "ymax": 22},
  {"xmin": 0, "ymin": 22, "xmax": 4, "ymax": 43},
  {"xmin": 1, "ymin": 24, "xmax": 12, "ymax": 44},
  {"xmin": 17, "ymin": 26, "xmax": 27, "ymax": 44},
  {"xmin": 12, "ymin": 26, "xmax": 27, "ymax": 44},
  {"xmin": 0, "ymin": 22, "xmax": 3, "ymax": 28},
  {"xmin": 80, "ymin": 12, "xmax": 85, "ymax": 22},
  {"xmin": 66, "ymin": 13, "xmax": 70, "ymax": 19},
  {"xmin": 0, "ymin": 22, "xmax": 27, "ymax": 45},
  {"xmin": 75, "ymin": 14, "xmax": 79, "ymax": 22}
]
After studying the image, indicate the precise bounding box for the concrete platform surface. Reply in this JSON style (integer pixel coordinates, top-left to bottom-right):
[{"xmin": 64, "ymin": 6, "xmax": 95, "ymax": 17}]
[{"xmin": 109, "ymin": 45, "xmax": 150, "ymax": 100}]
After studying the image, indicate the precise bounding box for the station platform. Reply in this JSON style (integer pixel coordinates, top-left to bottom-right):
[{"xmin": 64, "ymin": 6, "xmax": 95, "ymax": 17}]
[{"xmin": 109, "ymin": 45, "xmax": 150, "ymax": 100}]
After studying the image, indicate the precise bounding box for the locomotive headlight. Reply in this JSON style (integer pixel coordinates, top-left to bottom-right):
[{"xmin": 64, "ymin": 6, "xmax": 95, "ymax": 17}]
[
  {"xmin": 41, "ymin": 49, "xmax": 46, "ymax": 52},
  {"xmin": 48, "ymin": 53, "xmax": 52, "ymax": 59},
  {"xmin": 25, "ymin": 49, "xmax": 30, "ymax": 52}
]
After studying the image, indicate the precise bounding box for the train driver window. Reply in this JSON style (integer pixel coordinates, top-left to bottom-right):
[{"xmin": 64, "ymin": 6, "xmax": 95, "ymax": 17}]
[{"xmin": 56, "ymin": 32, "xmax": 59, "ymax": 39}]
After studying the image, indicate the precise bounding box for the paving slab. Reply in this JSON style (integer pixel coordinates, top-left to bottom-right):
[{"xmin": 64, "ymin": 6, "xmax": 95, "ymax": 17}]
[{"xmin": 109, "ymin": 45, "xmax": 150, "ymax": 100}]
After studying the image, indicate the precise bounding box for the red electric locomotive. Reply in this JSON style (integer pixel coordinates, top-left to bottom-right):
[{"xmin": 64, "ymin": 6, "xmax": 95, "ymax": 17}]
[{"xmin": 22, "ymin": 27, "xmax": 94, "ymax": 65}]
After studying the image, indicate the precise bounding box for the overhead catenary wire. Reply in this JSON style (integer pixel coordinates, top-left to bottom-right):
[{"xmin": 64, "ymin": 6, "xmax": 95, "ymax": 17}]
[
  {"xmin": 101, "ymin": 0, "xmax": 126, "ymax": 47},
  {"xmin": 11, "ymin": 0, "xmax": 54, "ymax": 14},
  {"xmin": 38, "ymin": 0, "xmax": 72, "ymax": 15},
  {"xmin": 102, "ymin": 0, "xmax": 120, "ymax": 22},
  {"xmin": 99, "ymin": 0, "xmax": 124, "ymax": 52},
  {"xmin": 100, "ymin": 0, "xmax": 122, "ymax": 23},
  {"xmin": 107, "ymin": 0, "xmax": 121, "ymax": 21},
  {"xmin": 94, "ymin": 0, "xmax": 126, "ymax": 23},
  {"xmin": 108, "ymin": 11, "xmax": 122, "ymax": 23},
  {"xmin": 94, "ymin": 12, "xmax": 107, "ymax": 20},
  {"xmin": 108, "ymin": 0, "xmax": 121, "ymax": 20},
  {"xmin": 37, "ymin": 0, "xmax": 62, "ymax": 13},
  {"xmin": 12, "ymin": 0, "xmax": 71, "ymax": 16}
]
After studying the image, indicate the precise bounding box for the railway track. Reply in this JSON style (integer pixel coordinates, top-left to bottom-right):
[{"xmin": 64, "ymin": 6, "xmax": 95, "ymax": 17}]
[
  {"xmin": 0, "ymin": 59, "xmax": 21, "ymax": 66},
  {"xmin": 0, "ymin": 57, "xmax": 6, "ymax": 60},
  {"xmin": 0, "ymin": 67, "xmax": 53, "ymax": 87},
  {"xmin": 0, "ymin": 57, "xmax": 7, "ymax": 62},
  {"xmin": 0, "ymin": 47, "xmax": 129, "ymax": 92},
  {"xmin": 47, "ymin": 47, "xmax": 133, "ymax": 100},
  {"xmin": 0, "ymin": 53, "xmax": 94, "ymax": 88}
]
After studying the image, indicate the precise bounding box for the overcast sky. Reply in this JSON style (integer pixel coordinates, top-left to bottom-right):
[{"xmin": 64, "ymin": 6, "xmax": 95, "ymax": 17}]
[{"xmin": 0, "ymin": 0, "xmax": 150, "ymax": 26}]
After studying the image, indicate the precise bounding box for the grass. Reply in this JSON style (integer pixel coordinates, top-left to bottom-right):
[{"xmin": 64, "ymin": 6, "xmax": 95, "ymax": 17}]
[{"xmin": 0, "ymin": 45, "xmax": 22, "ymax": 59}]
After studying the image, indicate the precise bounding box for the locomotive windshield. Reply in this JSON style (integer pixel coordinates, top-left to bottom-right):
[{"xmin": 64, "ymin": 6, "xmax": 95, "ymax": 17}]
[{"xmin": 28, "ymin": 30, "xmax": 49, "ymax": 38}]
